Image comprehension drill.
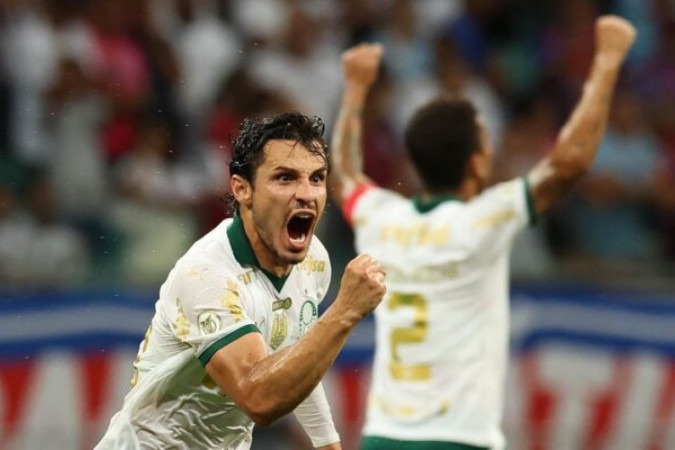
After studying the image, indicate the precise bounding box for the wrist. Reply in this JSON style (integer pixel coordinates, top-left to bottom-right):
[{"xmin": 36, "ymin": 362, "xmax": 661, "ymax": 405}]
[
  {"xmin": 322, "ymin": 299, "xmax": 362, "ymax": 330},
  {"xmin": 593, "ymin": 53, "xmax": 624, "ymax": 72},
  {"xmin": 344, "ymin": 83, "xmax": 370, "ymax": 102}
]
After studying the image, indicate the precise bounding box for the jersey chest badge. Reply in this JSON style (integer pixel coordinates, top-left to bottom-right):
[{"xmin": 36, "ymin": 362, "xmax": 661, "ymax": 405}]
[{"xmin": 299, "ymin": 298, "xmax": 318, "ymax": 336}]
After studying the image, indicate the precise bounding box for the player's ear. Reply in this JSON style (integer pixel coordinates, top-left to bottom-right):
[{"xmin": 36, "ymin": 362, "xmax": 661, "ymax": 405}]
[
  {"xmin": 468, "ymin": 149, "xmax": 490, "ymax": 181},
  {"xmin": 231, "ymin": 175, "xmax": 253, "ymax": 208},
  {"xmin": 468, "ymin": 117, "xmax": 493, "ymax": 182}
]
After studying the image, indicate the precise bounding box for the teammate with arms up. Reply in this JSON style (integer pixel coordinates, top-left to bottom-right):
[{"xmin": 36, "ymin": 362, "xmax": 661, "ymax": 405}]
[
  {"xmin": 96, "ymin": 112, "xmax": 386, "ymax": 449},
  {"xmin": 330, "ymin": 16, "xmax": 636, "ymax": 450}
]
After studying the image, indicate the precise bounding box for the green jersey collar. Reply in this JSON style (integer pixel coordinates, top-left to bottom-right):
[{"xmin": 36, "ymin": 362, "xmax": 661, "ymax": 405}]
[
  {"xmin": 412, "ymin": 194, "xmax": 462, "ymax": 213},
  {"xmin": 412, "ymin": 178, "xmax": 537, "ymax": 222},
  {"xmin": 227, "ymin": 213, "xmax": 289, "ymax": 291}
]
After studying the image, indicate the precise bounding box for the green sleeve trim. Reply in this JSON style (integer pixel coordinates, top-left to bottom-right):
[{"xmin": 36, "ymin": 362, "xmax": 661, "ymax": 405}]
[
  {"xmin": 523, "ymin": 176, "xmax": 538, "ymax": 226},
  {"xmin": 198, "ymin": 323, "xmax": 261, "ymax": 367}
]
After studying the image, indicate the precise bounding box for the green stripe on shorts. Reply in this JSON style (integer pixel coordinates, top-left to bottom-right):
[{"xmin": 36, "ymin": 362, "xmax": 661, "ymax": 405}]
[{"xmin": 361, "ymin": 436, "xmax": 489, "ymax": 450}]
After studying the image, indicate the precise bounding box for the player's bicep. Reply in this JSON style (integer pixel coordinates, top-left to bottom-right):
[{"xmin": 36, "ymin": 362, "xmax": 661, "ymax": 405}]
[{"xmin": 204, "ymin": 332, "xmax": 268, "ymax": 404}]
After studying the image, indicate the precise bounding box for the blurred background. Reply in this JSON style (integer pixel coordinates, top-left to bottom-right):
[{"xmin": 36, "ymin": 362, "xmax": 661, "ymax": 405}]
[{"xmin": 0, "ymin": 0, "xmax": 674, "ymax": 448}]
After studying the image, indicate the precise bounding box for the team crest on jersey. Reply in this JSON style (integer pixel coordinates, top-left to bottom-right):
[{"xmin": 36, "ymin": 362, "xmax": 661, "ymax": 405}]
[
  {"xmin": 299, "ymin": 299, "xmax": 318, "ymax": 336},
  {"xmin": 197, "ymin": 311, "xmax": 222, "ymax": 335}
]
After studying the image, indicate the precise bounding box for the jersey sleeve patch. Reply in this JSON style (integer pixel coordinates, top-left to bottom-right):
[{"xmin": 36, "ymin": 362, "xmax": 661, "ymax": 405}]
[
  {"xmin": 342, "ymin": 183, "xmax": 376, "ymax": 227},
  {"xmin": 198, "ymin": 323, "xmax": 261, "ymax": 367}
]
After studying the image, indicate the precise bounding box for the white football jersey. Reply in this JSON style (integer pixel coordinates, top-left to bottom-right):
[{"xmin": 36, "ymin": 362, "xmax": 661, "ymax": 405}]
[
  {"xmin": 345, "ymin": 178, "xmax": 533, "ymax": 449},
  {"xmin": 96, "ymin": 215, "xmax": 334, "ymax": 449}
]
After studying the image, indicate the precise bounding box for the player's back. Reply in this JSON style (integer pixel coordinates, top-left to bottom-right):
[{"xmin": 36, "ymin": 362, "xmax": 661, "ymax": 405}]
[{"xmin": 347, "ymin": 179, "xmax": 531, "ymax": 446}]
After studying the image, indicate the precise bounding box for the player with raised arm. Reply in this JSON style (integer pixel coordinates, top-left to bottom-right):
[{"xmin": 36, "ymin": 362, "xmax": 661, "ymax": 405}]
[
  {"xmin": 96, "ymin": 112, "xmax": 387, "ymax": 449},
  {"xmin": 330, "ymin": 16, "xmax": 636, "ymax": 450}
]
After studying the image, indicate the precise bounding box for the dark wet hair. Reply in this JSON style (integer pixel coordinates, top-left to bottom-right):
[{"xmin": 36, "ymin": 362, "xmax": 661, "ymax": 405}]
[
  {"xmin": 229, "ymin": 111, "xmax": 329, "ymax": 211},
  {"xmin": 404, "ymin": 98, "xmax": 480, "ymax": 192}
]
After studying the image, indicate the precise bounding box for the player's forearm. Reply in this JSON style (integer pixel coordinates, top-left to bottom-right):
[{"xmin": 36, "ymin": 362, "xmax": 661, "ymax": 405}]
[
  {"xmin": 529, "ymin": 55, "xmax": 623, "ymax": 214},
  {"xmin": 241, "ymin": 304, "xmax": 359, "ymax": 426},
  {"xmin": 529, "ymin": 16, "xmax": 636, "ymax": 215},
  {"xmin": 295, "ymin": 383, "xmax": 341, "ymax": 448},
  {"xmin": 330, "ymin": 83, "xmax": 368, "ymax": 202},
  {"xmin": 550, "ymin": 55, "xmax": 622, "ymax": 177}
]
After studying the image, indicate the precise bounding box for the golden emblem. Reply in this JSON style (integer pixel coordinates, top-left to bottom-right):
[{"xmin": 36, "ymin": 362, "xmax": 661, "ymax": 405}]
[{"xmin": 269, "ymin": 310, "xmax": 289, "ymax": 350}]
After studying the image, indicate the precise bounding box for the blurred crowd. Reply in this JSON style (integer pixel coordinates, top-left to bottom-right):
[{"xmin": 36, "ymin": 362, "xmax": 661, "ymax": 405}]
[{"xmin": 0, "ymin": 0, "xmax": 674, "ymax": 289}]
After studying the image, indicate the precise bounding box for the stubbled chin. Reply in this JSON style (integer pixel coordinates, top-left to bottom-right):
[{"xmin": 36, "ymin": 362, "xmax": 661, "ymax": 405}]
[{"xmin": 282, "ymin": 249, "xmax": 308, "ymax": 266}]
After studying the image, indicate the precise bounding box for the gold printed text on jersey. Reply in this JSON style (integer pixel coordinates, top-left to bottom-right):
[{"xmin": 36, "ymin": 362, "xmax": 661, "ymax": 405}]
[
  {"xmin": 238, "ymin": 270, "xmax": 255, "ymax": 285},
  {"xmin": 472, "ymin": 209, "xmax": 517, "ymax": 229},
  {"xmin": 130, "ymin": 324, "xmax": 153, "ymax": 388},
  {"xmin": 386, "ymin": 264, "xmax": 459, "ymax": 283},
  {"xmin": 379, "ymin": 223, "xmax": 449, "ymax": 248},
  {"xmin": 297, "ymin": 255, "xmax": 327, "ymax": 273},
  {"xmin": 371, "ymin": 395, "xmax": 450, "ymax": 423},
  {"xmin": 221, "ymin": 281, "xmax": 244, "ymax": 321},
  {"xmin": 173, "ymin": 298, "xmax": 190, "ymax": 341}
]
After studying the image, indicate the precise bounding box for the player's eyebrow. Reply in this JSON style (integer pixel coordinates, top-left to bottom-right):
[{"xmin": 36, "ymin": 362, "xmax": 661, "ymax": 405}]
[
  {"xmin": 271, "ymin": 165, "xmax": 327, "ymax": 174},
  {"xmin": 270, "ymin": 166, "xmax": 300, "ymax": 176}
]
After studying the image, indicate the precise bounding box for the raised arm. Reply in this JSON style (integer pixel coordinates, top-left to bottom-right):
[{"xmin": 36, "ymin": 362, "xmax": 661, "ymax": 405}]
[
  {"xmin": 205, "ymin": 254, "xmax": 385, "ymax": 428},
  {"xmin": 527, "ymin": 15, "xmax": 637, "ymax": 215},
  {"xmin": 329, "ymin": 43, "xmax": 383, "ymax": 207}
]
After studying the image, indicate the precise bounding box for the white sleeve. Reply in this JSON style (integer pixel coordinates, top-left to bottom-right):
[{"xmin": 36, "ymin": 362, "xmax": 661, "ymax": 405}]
[
  {"xmin": 465, "ymin": 177, "xmax": 534, "ymax": 263},
  {"xmin": 317, "ymin": 241, "xmax": 332, "ymax": 306},
  {"xmin": 349, "ymin": 186, "xmax": 395, "ymax": 229},
  {"xmin": 293, "ymin": 382, "xmax": 340, "ymax": 448},
  {"xmin": 167, "ymin": 258, "xmax": 258, "ymax": 364}
]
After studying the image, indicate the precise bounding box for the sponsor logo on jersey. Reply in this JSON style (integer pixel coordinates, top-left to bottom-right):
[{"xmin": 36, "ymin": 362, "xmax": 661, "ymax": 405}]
[
  {"xmin": 297, "ymin": 256, "xmax": 326, "ymax": 273},
  {"xmin": 379, "ymin": 223, "xmax": 449, "ymax": 247}
]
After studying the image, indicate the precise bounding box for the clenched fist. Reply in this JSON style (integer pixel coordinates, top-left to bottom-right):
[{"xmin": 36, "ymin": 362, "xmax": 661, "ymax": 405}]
[
  {"xmin": 341, "ymin": 43, "xmax": 384, "ymax": 90},
  {"xmin": 595, "ymin": 15, "xmax": 637, "ymax": 68},
  {"xmin": 334, "ymin": 254, "xmax": 386, "ymax": 322}
]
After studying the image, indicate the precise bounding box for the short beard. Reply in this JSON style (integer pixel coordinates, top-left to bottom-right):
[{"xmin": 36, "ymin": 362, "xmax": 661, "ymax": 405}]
[{"xmin": 251, "ymin": 207, "xmax": 305, "ymax": 268}]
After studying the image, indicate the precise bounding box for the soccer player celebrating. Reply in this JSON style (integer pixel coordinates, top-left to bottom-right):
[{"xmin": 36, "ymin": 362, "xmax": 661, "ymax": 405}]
[
  {"xmin": 329, "ymin": 16, "xmax": 636, "ymax": 450},
  {"xmin": 96, "ymin": 112, "xmax": 387, "ymax": 449}
]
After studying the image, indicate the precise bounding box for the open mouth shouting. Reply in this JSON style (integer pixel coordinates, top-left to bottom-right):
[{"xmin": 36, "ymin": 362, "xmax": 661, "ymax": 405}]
[{"xmin": 287, "ymin": 211, "xmax": 315, "ymax": 251}]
